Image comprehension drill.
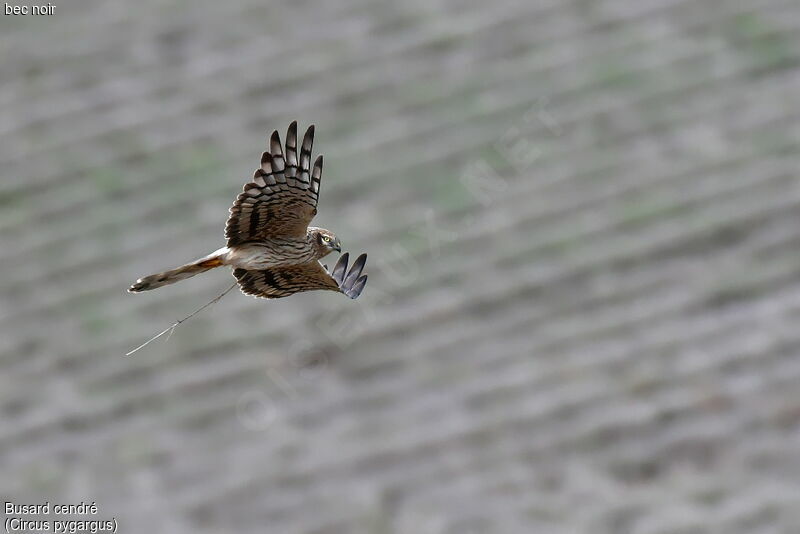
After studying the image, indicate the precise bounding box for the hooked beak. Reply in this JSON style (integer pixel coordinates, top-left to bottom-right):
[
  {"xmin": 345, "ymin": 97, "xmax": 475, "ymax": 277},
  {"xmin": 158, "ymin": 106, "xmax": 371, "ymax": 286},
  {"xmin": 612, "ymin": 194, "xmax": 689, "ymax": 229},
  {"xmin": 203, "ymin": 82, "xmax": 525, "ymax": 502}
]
[{"xmin": 333, "ymin": 238, "xmax": 342, "ymax": 252}]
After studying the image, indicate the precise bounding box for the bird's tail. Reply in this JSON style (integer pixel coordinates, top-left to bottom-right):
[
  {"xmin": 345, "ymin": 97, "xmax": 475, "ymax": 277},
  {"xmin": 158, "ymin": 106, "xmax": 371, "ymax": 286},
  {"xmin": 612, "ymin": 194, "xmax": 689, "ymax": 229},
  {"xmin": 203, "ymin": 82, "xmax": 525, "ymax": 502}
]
[{"xmin": 128, "ymin": 250, "xmax": 226, "ymax": 293}]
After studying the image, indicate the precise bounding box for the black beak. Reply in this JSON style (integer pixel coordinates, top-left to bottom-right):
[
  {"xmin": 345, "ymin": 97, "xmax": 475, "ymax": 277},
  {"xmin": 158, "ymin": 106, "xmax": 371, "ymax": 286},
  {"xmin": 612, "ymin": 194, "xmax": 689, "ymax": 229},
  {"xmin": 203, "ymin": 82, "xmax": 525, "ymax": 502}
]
[{"xmin": 334, "ymin": 239, "xmax": 342, "ymax": 252}]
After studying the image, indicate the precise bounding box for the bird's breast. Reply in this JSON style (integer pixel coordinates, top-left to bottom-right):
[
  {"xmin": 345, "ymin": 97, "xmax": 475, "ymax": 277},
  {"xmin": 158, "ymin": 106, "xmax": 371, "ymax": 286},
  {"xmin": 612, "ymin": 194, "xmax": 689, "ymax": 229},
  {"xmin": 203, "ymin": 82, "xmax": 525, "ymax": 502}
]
[{"xmin": 223, "ymin": 241, "xmax": 315, "ymax": 270}]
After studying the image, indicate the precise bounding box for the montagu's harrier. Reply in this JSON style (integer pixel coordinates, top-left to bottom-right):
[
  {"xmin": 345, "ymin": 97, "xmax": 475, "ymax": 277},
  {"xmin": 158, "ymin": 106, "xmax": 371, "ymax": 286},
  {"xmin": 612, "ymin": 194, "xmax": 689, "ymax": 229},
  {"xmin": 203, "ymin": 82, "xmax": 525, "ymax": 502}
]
[{"xmin": 128, "ymin": 122, "xmax": 368, "ymax": 300}]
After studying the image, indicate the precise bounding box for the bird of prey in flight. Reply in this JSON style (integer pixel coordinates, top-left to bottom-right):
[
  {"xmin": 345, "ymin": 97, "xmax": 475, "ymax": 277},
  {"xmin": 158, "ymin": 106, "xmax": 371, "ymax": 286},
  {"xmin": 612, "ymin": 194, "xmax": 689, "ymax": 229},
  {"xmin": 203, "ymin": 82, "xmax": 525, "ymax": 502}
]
[{"xmin": 128, "ymin": 121, "xmax": 368, "ymax": 300}]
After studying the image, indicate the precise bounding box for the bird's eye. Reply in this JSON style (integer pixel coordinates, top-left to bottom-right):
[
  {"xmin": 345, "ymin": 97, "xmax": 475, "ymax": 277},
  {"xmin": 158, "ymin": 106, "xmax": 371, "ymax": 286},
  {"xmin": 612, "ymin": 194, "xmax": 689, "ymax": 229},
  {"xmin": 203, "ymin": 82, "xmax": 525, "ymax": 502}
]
[{"xmin": 322, "ymin": 235, "xmax": 331, "ymax": 243}]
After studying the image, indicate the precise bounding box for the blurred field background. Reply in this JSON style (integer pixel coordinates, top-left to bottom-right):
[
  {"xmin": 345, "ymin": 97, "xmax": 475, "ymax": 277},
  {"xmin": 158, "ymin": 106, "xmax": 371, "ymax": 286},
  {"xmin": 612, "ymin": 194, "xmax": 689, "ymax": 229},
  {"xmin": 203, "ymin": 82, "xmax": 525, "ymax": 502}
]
[{"xmin": 2, "ymin": 0, "xmax": 800, "ymax": 532}]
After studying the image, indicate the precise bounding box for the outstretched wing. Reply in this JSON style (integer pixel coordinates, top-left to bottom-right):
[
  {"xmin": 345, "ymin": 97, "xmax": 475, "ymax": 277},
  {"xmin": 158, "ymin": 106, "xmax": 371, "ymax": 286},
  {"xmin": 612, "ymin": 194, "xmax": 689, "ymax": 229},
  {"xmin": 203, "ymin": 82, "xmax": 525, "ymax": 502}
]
[
  {"xmin": 233, "ymin": 253, "xmax": 368, "ymax": 300},
  {"xmin": 225, "ymin": 121, "xmax": 323, "ymax": 246}
]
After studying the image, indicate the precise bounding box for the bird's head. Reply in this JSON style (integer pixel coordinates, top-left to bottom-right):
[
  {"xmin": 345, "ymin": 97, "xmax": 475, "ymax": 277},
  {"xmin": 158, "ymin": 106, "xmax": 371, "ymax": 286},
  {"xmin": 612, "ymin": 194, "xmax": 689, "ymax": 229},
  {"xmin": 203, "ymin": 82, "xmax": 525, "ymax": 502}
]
[{"xmin": 309, "ymin": 227, "xmax": 341, "ymax": 258}]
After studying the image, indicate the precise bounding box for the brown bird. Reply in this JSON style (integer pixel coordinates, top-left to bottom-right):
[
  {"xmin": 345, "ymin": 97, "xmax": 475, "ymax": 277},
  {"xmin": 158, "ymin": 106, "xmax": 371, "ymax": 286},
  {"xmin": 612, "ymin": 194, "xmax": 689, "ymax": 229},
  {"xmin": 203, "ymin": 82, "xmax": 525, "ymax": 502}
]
[{"xmin": 128, "ymin": 121, "xmax": 368, "ymax": 300}]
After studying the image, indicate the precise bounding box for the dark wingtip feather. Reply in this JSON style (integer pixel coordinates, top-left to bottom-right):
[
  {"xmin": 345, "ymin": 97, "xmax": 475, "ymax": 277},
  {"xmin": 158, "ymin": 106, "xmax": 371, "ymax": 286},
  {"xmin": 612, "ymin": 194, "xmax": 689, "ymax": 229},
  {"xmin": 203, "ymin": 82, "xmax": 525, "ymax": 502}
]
[
  {"xmin": 333, "ymin": 252, "xmax": 368, "ymax": 299},
  {"xmin": 312, "ymin": 155, "xmax": 323, "ymax": 181},
  {"xmin": 343, "ymin": 253, "xmax": 367, "ymax": 288},
  {"xmin": 270, "ymin": 130, "xmax": 282, "ymax": 155},
  {"xmin": 332, "ymin": 252, "xmax": 349, "ymax": 284},
  {"xmin": 301, "ymin": 126, "xmax": 314, "ymax": 149},
  {"xmin": 259, "ymin": 151, "xmax": 273, "ymax": 174},
  {"xmin": 353, "ymin": 253, "xmax": 367, "ymax": 273},
  {"xmin": 348, "ymin": 274, "xmax": 368, "ymax": 299}
]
